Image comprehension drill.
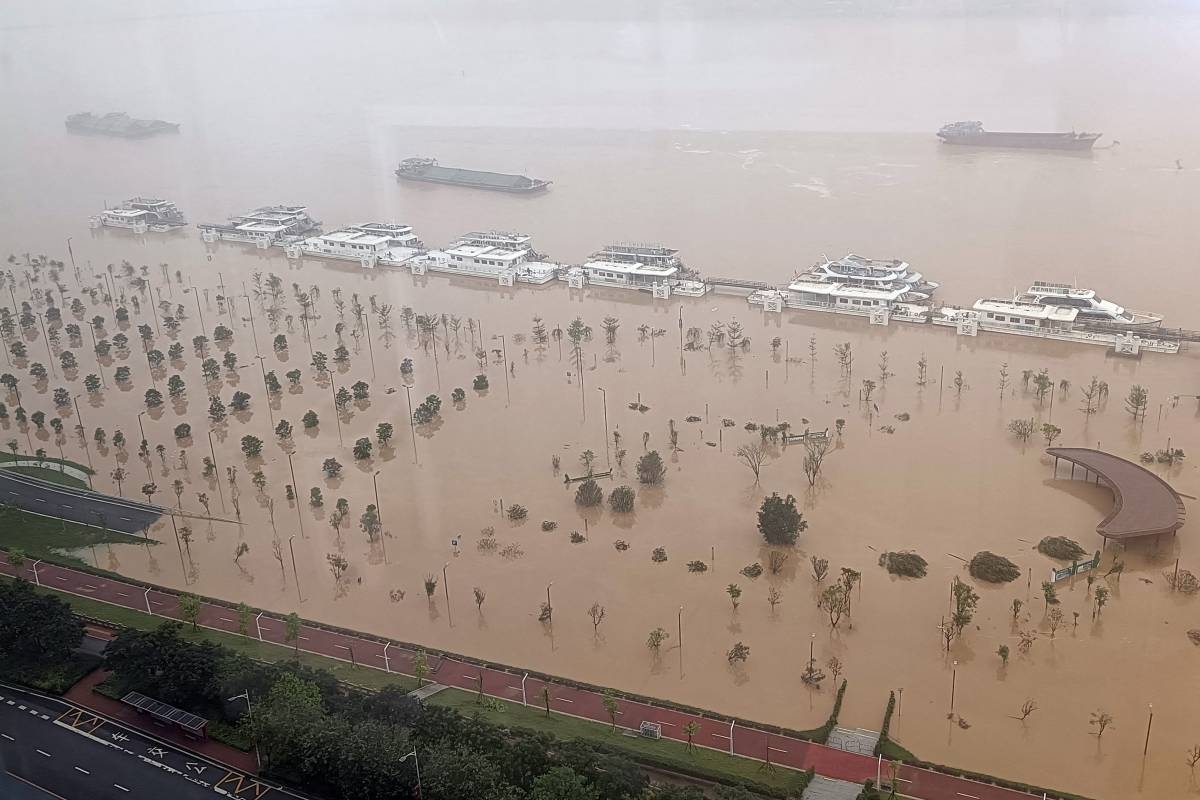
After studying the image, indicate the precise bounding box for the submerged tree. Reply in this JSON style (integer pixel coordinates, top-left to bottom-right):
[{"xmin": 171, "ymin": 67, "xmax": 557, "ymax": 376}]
[{"xmin": 757, "ymin": 493, "xmax": 806, "ymax": 546}]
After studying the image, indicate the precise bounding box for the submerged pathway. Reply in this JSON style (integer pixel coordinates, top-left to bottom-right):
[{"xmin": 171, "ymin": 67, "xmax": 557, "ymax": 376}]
[{"xmin": 0, "ymin": 552, "xmax": 1066, "ymax": 800}]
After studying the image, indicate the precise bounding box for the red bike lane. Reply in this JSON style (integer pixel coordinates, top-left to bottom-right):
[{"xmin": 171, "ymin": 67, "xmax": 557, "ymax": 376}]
[{"xmin": 0, "ymin": 553, "xmax": 1054, "ymax": 800}]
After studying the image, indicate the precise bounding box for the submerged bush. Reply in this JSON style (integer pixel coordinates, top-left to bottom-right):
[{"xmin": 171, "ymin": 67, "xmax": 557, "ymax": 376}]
[
  {"xmin": 878, "ymin": 551, "xmax": 928, "ymax": 579},
  {"xmin": 686, "ymin": 560, "xmax": 708, "ymax": 573},
  {"xmin": 1037, "ymin": 536, "xmax": 1086, "ymax": 561},
  {"xmin": 505, "ymin": 504, "xmax": 528, "ymax": 521},
  {"xmin": 651, "ymin": 547, "xmax": 668, "ymax": 563},
  {"xmin": 540, "ymin": 520, "xmax": 558, "ymax": 532},
  {"xmin": 574, "ymin": 478, "xmax": 603, "ymax": 508},
  {"xmin": 969, "ymin": 551, "xmax": 1021, "ymax": 584},
  {"xmin": 608, "ymin": 485, "xmax": 635, "ymax": 513},
  {"xmin": 740, "ymin": 563, "xmax": 763, "ymax": 579}
]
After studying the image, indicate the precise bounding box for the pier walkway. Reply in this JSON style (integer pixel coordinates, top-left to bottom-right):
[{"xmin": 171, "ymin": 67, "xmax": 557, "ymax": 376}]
[{"xmin": 1047, "ymin": 447, "xmax": 1186, "ymax": 541}]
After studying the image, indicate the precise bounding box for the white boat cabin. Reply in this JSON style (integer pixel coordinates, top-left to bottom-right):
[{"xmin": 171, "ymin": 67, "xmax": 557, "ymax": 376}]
[
  {"xmin": 91, "ymin": 197, "xmax": 186, "ymax": 232},
  {"xmin": 783, "ymin": 279, "xmax": 907, "ymax": 308},
  {"xmin": 973, "ymin": 299, "xmax": 1079, "ymax": 329},
  {"xmin": 581, "ymin": 259, "xmax": 679, "ymax": 288},
  {"xmin": 200, "ymin": 205, "xmax": 320, "ymax": 246},
  {"xmin": 295, "ymin": 223, "xmax": 422, "ymax": 266}
]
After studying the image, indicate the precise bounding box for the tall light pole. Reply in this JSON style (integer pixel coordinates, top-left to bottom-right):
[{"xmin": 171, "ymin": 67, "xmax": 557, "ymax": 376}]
[
  {"xmin": 72, "ymin": 394, "xmax": 94, "ymax": 486},
  {"xmin": 442, "ymin": 561, "xmax": 452, "ymax": 627},
  {"xmin": 287, "ymin": 451, "xmax": 304, "ymax": 538},
  {"xmin": 372, "ymin": 470, "xmax": 386, "ymax": 563},
  {"xmin": 243, "ymin": 291, "xmax": 260, "ymax": 356},
  {"xmin": 362, "ymin": 310, "xmax": 376, "ymax": 379},
  {"xmin": 253, "ymin": 354, "xmax": 273, "ymax": 426},
  {"xmin": 678, "ymin": 606, "xmax": 684, "ymax": 677},
  {"xmin": 403, "ymin": 384, "xmax": 418, "ymax": 464},
  {"xmin": 228, "ymin": 692, "xmax": 260, "ymax": 768},
  {"xmin": 546, "ymin": 582, "xmax": 553, "ymax": 624},
  {"xmin": 809, "ymin": 632, "xmax": 816, "ymax": 668},
  {"xmin": 1144, "ymin": 703, "xmax": 1154, "ymax": 755},
  {"xmin": 136, "ymin": 411, "xmax": 151, "ymax": 479},
  {"xmin": 950, "ymin": 659, "xmax": 959, "ymax": 715},
  {"xmin": 400, "ymin": 749, "xmax": 422, "ymax": 796},
  {"xmin": 190, "ymin": 284, "xmax": 206, "ymax": 334},
  {"xmin": 207, "ymin": 429, "xmax": 226, "ymax": 511},
  {"xmin": 327, "ymin": 369, "xmax": 343, "ymax": 445},
  {"xmin": 493, "ymin": 334, "xmax": 510, "ymax": 405},
  {"xmin": 36, "ymin": 312, "xmax": 57, "ymax": 378},
  {"xmin": 288, "ymin": 535, "xmax": 302, "ymax": 603},
  {"xmin": 597, "ymin": 387, "xmax": 610, "ymax": 468}
]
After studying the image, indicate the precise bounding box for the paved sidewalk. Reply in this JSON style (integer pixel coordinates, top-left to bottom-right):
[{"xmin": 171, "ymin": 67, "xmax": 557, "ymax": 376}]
[{"xmin": 64, "ymin": 669, "xmax": 258, "ymax": 774}]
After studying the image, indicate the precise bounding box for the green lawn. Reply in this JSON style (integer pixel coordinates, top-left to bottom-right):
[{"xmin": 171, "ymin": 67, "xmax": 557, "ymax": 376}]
[
  {"xmin": 4, "ymin": 464, "xmax": 90, "ymax": 489},
  {"xmin": 0, "ymin": 508, "xmax": 148, "ymax": 564},
  {"xmin": 430, "ymin": 689, "xmax": 812, "ymax": 797},
  {"xmin": 0, "ymin": 450, "xmax": 94, "ymax": 474}
]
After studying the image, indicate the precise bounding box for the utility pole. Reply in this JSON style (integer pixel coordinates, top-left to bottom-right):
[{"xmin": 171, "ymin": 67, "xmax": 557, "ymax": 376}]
[{"xmin": 288, "ymin": 535, "xmax": 303, "ymax": 603}]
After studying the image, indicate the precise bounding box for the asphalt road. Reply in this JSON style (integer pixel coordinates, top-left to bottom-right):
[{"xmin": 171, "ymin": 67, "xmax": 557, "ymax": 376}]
[
  {"xmin": 0, "ymin": 682, "xmax": 283, "ymax": 800},
  {"xmin": 0, "ymin": 471, "xmax": 162, "ymax": 534},
  {"xmin": 0, "ymin": 554, "xmax": 1054, "ymax": 800}
]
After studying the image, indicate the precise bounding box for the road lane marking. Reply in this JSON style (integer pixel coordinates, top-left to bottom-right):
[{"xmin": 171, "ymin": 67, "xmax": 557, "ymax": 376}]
[
  {"xmin": 61, "ymin": 504, "xmax": 72, "ymax": 509},
  {"xmin": 55, "ymin": 576, "xmax": 67, "ymax": 581},
  {"xmin": 120, "ymin": 517, "xmax": 131, "ymax": 521},
  {"xmin": 555, "ymin": 697, "xmax": 574, "ymax": 703},
  {"xmin": 17, "ymin": 705, "xmax": 26, "ymax": 710},
  {"xmin": 35, "ymin": 498, "xmax": 44, "ymax": 502},
  {"xmin": 0, "ymin": 733, "xmax": 13, "ymax": 741},
  {"xmin": 768, "ymin": 746, "xmax": 788, "ymax": 753},
  {"xmin": 36, "ymin": 749, "xmax": 51, "ymax": 757},
  {"xmin": 956, "ymin": 794, "xmax": 980, "ymax": 799},
  {"xmin": 73, "ymin": 766, "xmax": 90, "ymax": 774},
  {"xmin": 218, "ymin": 617, "xmax": 234, "ymax": 623},
  {"xmin": 116, "ymin": 592, "xmax": 129, "ymax": 597},
  {"xmin": 334, "ymin": 644, "xmax": 350, "ymax": 650},
  {"xmin": 114, "ymin": 784, "xmax": 130, "ymax": 792}
]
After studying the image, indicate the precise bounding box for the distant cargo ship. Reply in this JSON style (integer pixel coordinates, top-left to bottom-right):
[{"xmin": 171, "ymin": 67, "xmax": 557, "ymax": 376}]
[
  {"xmin": 937, "ymin": 121, "xmax": 1100, "ymax": 151},
  {"xmin": 395, "ymin": 158, "xmax": 550, "ymax": 193},
  {"xmin": 66, "ymin": 112, "xmax": 180, "ymax": 139}
]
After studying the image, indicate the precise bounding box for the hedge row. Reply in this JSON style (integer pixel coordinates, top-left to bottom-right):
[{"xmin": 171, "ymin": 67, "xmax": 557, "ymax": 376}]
[{"xmin": 872, "ymin": 690, "xmax": 896, "ymax": 756}]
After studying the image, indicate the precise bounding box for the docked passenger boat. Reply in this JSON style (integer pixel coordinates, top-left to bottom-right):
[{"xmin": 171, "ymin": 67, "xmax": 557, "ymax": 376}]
[
  {"xmin": 289, "ymin": 223, "xmax": 423, "ymax": 268},
  {"xmin": 932, "ymin": 298, "xmax": 1178, "ymax": 355},
  {"xmin": 198, "ymin": 205, "xmax": 321, "ymax": 248},
  {"xmin": 747, "ymin": 252, "xmax": 934, "ymax": 322},
  {"xmin": 408, "ymin": 231, "xmax": 560, "ymax": 285},
  {"xmin": 395, "ymin": 158, "xmax": 550, "ymax": 193},
  {"xmin": 89, "ymin": 197, "xmax": 187, "ymax": 233},
  {"xmin": 1017, "ymin": 281, "xmax": 1161, "ymax": 327},
  {"xmin": 561, "ymin": 243, "xmax": 708, "ymax": 296}
]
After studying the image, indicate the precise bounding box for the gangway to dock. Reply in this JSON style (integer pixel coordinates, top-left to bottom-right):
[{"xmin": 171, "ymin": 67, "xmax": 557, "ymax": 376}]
[
  {"xmin": 1076, "ymin": 323, "xmax": 1200, "ymax": 345},
  {"xmin": 705, "ymin": 276, "xmax": 775, "ymax": 291}
]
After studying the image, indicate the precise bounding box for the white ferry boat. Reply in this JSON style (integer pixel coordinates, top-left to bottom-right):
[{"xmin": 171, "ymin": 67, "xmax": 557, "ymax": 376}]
[
  {"xmin": 932, "ymin": 298, "xmax": 1178, "ymax": 355},
  {"xmin": 289, "ymin": 223, "xmax": 423, "ymax": 268},
  {"xmin": 804, "ymin": 254, "xmax": 938, "ymax": 299},
  {"xmin": 747, "ymin": 252, "xmax": 933, "ymax": 323},
  {"xmin": 1017, "ymin": 281, "xmax": 1162, "ymax": 327},
  {"xmin": 408, "ymin": 231, "xmax": 560, "ymax": 285},
  {"xmin": 562, "ymin": 242, "xmax": 709, "ymax": 296},
  {"xmin": 89, "ymin": 197, "xmax": 187, "ymax": 233},
  {"xmin": 198, "ymin": 205, "xmax": 321, "ymax": 248}
]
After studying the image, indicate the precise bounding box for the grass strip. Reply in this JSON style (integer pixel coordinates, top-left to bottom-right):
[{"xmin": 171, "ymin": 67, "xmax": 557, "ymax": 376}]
[{"xmin": 429, "ymin": 688, "xmax": 812, "ymax": 797}]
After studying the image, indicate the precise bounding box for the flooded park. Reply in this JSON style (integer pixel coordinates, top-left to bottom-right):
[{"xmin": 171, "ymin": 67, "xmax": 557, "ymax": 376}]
[
  {"xmin": 0, "ymin": 228, "xmax": 1196, "ymax": 799},
  {"xmin": 3, "ymin": 3, "xmax": 1200, "ymax": 797}
]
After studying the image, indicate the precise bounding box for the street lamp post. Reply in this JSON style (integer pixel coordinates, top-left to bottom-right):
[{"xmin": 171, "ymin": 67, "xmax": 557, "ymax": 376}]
[
  {"xmin": 809, "ymin": 632, "xmax": 816, "ymax": 668},
  {"xmin": 286, "ymin": 451, "xmax": 304, "ymax": 538},
  {"xmin": 288, "ymin": 535, "xmax": 303, "ymax": 603},
  {"xmin": 207, "ymin": 429, "xmax": 226, "ymax": 511},
  {"xmin": 327, "ymin": 369, "xmax": 343, "ymax": 445},
  {"xmin": 254, "ymin": 354, "xmax": 273, "ymax": 425},
  {"xmin": 36, "ymin": 312, "xmax": 57, "ymax": 378},
  {"xmin": 362, "ymin": 310, "xmax": 376, "ymax": 379},
  {"xmin": 546, "ymin": 582, "xmax": 553, "ymax": 623},
  {"xmin": 243, "ymin": 292, "xmax": 260, "ymax": 356},
  {"xmin": 597, "ymin": 387, "xmax": 609, "ymax": 468},
  {"xmin": 493, "ymin": 334, "xmax": 510, "ymax": 404},
  {"xmin": 1144, "ymin": 703, "xmax": 1154, "ymax": 755},
  {"xmin": 950, "ymin": 660, "xmax": 959, "ymax": 715},
  {"xmin": 443, "ymin": 561, "xmax": 451, "ymax": 627},
  {"xmin": 228, "ymin": 692, "xmax": 261, "ymax": 768},
  {"xmin": 400, "ymin": 749, "xmax": 422, "ymax": 796},
  {"xmin": 403, "ymin": 384, "xmax": 418, "ymax": 464},
  {"xmin": 372, "ymin": 470, "xmax": 386, "ymax": 563},
  {"xmin": 678, "ymin": 606, "xmax": 684, "ymax": 677},
  {"xmin": 191, "ymin": 284, "xmax": 206, "ymax": 334},
  {"xmin": 72, "ymin": 394, "xmax": 94, "ymax": 486},
  {"xmin": 137, "ymin": 411, "xmax": 151, "ymax": 479}
]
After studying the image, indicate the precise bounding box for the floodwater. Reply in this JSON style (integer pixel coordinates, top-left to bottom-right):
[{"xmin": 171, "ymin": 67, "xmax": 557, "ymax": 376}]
[{"xmin": 3, "ymin": 2, "xmax": 1200, "ymax": 798}]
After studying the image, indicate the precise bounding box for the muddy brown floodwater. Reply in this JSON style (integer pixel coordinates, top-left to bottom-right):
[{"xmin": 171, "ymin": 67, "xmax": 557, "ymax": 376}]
[{"xmin": 1, "ymin": 236, "xmax": 1194, "ymax": 800}]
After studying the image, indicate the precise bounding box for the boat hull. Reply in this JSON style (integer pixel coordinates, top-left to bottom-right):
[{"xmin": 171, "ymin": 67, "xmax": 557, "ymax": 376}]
[
  {"xmin": 396, "ymin": 173, "xmax": 549, "ymax": 193},
  {"xmin": 938, "ymin": 131, "xmax": 1100, "ymax": 151}
]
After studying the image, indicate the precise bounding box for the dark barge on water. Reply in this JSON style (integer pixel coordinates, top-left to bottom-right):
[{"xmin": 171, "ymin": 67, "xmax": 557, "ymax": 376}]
[
  {"xmin": 395, "ymin": 158, "xmax": 550, "ymax": 193},
  {"xmin": 937, "ymin": 121, "xmax": 1101, "ymax": 151},
  {"xmin": 66, "ymin": 112, "xmax": 180, "ymax": 139}
]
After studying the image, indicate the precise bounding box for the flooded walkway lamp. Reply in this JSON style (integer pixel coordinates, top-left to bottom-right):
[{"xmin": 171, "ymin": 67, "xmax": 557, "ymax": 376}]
[
  {"xmin": 373, "ymin": 470, "xmax": 386, "ymax": 563},
  {"xmin": 1144, "ymin": 703, "xmax": 1153, "ymax": 755},
  {"xmin": 492, "ymin": 334, "xmax": 510, "ymax": 404},
  {"xmin": 950, "ymin": 660, "xmax": 959, "ymax": 715},
  {"xmin": 288, "ymin": 535, "xmax": 302, "ymax": 603},
  {"xmin": 597, "ymin": 387, "xmax": 609, "ymax": 467},
  {"xmin": 678, "ymin": 606, "xmax": 684, "ymax": 677}
]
